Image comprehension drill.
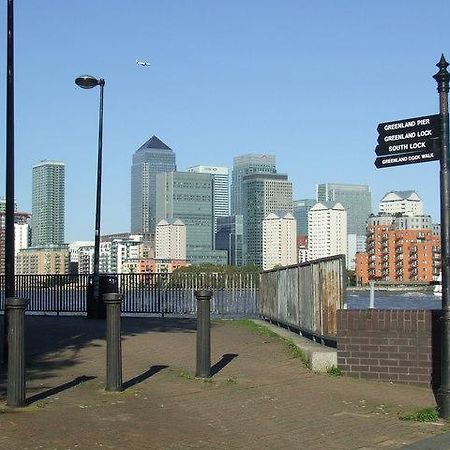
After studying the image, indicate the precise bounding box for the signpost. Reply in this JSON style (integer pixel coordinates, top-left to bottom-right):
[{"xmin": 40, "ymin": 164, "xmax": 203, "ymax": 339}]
[
  {"xmin": 374, "ymin": 56, "xmax": 450, "ymax": 418},
  {"xmin": 375, "ymin": 114, "xmax": 441, "ymax": 168},
  {"xmin": 374, "ymin": 148, "xmax": 440, "ymax": 168}
]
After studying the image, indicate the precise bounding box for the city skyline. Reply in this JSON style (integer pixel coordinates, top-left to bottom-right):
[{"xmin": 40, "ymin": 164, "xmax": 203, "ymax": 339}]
[
  {"xmin": 5, "ymin": 152, "xmax": 439, "ymax": 245},
  {"xmin": 0, "ymin": 2, "xmax": 448, "ymax": 242}
]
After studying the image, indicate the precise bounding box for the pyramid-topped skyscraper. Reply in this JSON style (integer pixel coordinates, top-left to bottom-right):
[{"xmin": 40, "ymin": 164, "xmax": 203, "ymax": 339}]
[{"xmin": 131, "ymin": 135, "xmax": 176, "ymax": 234}]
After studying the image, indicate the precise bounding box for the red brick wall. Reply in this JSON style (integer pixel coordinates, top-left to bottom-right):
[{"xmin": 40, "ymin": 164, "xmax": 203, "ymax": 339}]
[{"xmin": 337, "ymin": 310, "xmax": 441, "ymax": 387}]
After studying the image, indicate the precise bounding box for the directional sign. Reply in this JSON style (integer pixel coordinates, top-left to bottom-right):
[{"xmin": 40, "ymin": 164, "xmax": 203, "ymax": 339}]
[
  {"xmin": 377, "ymin": 114, "xmax": 440, "ymax": 146},
  {"xmin": 375, "ymin": 137, "xmax": 439, "ymax": 156},
  {"xmin": 374, "ymin": 148, "xmax": 440, "ymax": 169}
]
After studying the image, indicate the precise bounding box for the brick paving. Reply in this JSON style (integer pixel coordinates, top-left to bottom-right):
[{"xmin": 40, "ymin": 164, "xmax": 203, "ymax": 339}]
[{"xmin": 0, "ymin": 316, "xmax": 449, "ymax": 450}]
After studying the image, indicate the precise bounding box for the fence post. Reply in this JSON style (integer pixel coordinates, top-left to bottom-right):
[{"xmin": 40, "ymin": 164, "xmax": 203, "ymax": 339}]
[
  {"xmin": 195, "ymin": 289, "xmax": 212, "ymax": 378},
  {"xmin": 103, "ymin": 292, "xmax": 123, "ymax": 392},
  {"xmin": 6, "ymin": 297, "xmax": 29, "ymax": 407}
]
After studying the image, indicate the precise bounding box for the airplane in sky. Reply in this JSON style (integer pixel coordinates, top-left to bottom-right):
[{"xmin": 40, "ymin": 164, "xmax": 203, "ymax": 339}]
[{"xmin": 136, "ymin": 59, "xmax": 151, "ymax": 67}]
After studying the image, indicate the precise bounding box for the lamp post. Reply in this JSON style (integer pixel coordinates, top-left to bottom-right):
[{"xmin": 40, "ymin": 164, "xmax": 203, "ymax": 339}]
[
  {"xmin": 3, "ymin": 0, "xmax": 15, "ymax": 364},
  {"xmin": 75, "ymin": 75, "xmax": 105, "ymax": 316}
]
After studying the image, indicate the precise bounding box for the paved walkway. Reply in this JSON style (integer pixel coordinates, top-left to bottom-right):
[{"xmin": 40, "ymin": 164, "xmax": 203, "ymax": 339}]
[{"xmin": 0, "ymin": 316, "xmax": 449, "ymax": 450}]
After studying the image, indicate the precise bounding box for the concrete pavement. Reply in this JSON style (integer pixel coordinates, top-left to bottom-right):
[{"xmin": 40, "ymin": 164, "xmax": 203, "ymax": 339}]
[{"xmin": 0, "ymin": 316, "xmax": 448, "ymax": 450}]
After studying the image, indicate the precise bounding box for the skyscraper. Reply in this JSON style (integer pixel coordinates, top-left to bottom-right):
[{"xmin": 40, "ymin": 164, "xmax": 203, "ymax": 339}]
[
  {"xmin": 242, "ymin": 173, "xmax": 293, "ymax": 266},
  {"xmin": 215, "ymin": 215, "xmax": 243, "ymax": 266},
  {"xmin": 131, "ymin": 135, "xmax": 176, "ymax": 234},
  {"xmin": 31, "ymin": 161, "xmax": 65, "ymax": 247},
  {"xmin": 156, "ymin": 171, "xmax": 227, "ymax": 265},
  {"xmin": 293, "ymin": 199, "xmax": 316, "ymax": 236},
  {"xmin": 186, "ymin": 165, "xmax": 230, "ymax": 231},
  {"xmin": 231, "ymin": 154, "xmax": 276, "ymax": 215},
  {"xmin": 316, "ymin": 183, "xmax": 371, "ymax": 236}
]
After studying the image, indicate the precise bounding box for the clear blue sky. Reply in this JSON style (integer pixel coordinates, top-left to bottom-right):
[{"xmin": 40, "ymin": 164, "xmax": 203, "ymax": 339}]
[{"xmin": 0, "ymin": 1, "xmax": 449, "ymax": 241}]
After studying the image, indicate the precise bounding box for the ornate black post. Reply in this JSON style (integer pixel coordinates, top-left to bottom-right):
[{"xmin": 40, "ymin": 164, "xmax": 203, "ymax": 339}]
[
  {"xmin": 195, "ymin": 289, "xmax": 212, "ymax": 378},
  {"xmin": 104, "ymin": 292, "xmax": 123, "ymax": 392},
  {"xmin": 434, "ymin": 54, "xmax": 450, "ymax": 418},
  {"xmin": 3, "ymin": 0, "xmax": 15, "ymax": 364},
  {"xmin": 6, "ymin": 297, "xmax": 29, "ymax": 407}
]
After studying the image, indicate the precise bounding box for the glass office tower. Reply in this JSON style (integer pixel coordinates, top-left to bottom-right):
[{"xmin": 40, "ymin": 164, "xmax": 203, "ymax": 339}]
[{"xmin": 131, "ymin": 136, "xmax": 176, "ymax": 234}]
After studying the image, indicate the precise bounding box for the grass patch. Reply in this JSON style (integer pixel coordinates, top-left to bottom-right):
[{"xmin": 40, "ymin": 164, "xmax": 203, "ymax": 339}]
[
  {"xmin": 327, "ymin": 366, "xmax": 343, "ymax": 377},
  {"xmin": 284, "ymin": 338, "xmax": 311, "ymax": 368},
  {"xmin": 399, "ymin": 407, "xmax": 439, "ymax": 422},
  {"xmin": 233, "ymin": 319, "xmax": 279, "ymax": 338},
  {"xmin": 225, "ymin": 376, "xmax": 238, "ymax": 384},
  {"xmin": 234, "ymin": 320, "xmax": 311, "ymax": 369},
  {"xmin": 177, "ymin": 370, "xmax": 194, "ymax": 381}
]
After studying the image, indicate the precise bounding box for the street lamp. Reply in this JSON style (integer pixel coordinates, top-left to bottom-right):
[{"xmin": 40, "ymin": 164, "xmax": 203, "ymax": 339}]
[{"xmin": 75, "ymin": 75, "xmax": 105, "ymax": 318}]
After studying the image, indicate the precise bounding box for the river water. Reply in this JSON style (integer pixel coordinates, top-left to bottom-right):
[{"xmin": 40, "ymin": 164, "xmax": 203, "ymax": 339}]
[{"xmin": 346, "ymin": 290, "xmax": 442, "ymax": 310}]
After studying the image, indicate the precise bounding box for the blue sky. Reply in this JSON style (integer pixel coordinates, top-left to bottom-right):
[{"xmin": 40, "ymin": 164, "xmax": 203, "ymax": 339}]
[{"xmin": 0, "ymin": 1, "xmax": 449, "ymax": 241}]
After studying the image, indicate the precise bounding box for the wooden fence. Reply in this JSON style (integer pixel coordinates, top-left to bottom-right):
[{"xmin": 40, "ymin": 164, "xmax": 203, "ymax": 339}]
[{"xmin": 259, "ymin": 255, "xmax": 346, "ymax": 338}]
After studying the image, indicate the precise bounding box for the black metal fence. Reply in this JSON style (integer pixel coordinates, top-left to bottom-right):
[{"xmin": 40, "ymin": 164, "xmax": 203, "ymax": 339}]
[{"xmin": 0, "ymin": 272, "xmax": 259, "ymax": 317}]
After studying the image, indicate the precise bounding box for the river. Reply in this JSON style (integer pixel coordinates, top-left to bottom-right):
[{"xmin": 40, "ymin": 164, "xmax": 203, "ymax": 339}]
[{"xmin": 346, "ymin": 289, "xmax": 442, "ymax": 309}]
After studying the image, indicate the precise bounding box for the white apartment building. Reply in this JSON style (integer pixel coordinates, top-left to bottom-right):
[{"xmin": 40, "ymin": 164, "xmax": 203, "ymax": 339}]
[
  {"xmin": 14, "ymin": 222, "xmax": 29, "ymax": 256},
  {"xmin": 100, "ymin": 238, "xmax": 143, "ymax": 273},
  {"xmin": 307, "ymin": 202, "xmax": 347, "ymax": 262},
  {"xmin": 155, "ymin": 218, "xmax": 187, "ymax": 260},
  {"xmin": 262, "ymin": 212, "xmax": 297, "ymax": 270},
  {"xmin": 379, "ymin": 191, "xmax": 423, "ymax": 216},
  {"xmin": 69, "ymin": 241, "xmax": 94, "ymax": 274}
]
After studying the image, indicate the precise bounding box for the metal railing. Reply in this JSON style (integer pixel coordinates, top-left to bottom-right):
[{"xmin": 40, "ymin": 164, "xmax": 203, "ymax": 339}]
[
  {"xmin": 259, "ymin": 255, "xmax": 346, "ymax": 340},
  {"xmin": 0, "ymin": 272, "xmax": 259, "ymax": 317}
]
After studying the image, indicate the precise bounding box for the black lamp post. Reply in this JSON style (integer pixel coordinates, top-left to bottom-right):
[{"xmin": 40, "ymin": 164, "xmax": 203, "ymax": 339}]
[
  {"xmin": 75, "ymin": 75, "xmax": 105, "ymax": 315},
  {"xmin": 3, "ymin": 0, "xmax": 15, "ymax": 364}
]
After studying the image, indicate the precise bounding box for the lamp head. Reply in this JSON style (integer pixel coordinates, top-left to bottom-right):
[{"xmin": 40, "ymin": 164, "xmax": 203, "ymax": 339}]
[{"xmin": 75, "ymin": 75, "xmax": 100, "ymax": 89}]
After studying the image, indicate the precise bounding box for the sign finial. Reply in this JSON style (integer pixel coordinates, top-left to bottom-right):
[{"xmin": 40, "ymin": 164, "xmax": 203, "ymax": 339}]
[{"xmin": 433, "ymin": 54, "xmax": 450, "ymax": 92}]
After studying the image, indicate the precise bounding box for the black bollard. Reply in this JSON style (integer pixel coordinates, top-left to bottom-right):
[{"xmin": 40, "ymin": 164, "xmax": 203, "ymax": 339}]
[
  {"xmin": 6, "ymin": 297, "xmax": 29, "ymax": 407},
  {"xmin": 103, "ymin": 292, "xmax": 123, "ymax": 392},
  {"xmin": 195, "ymin": 289, "xmax": 212, "ymax": 378}
]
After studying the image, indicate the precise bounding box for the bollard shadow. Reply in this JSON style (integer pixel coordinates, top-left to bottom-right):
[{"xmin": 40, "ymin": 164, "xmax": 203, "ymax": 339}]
[
  {"xmin": 123, "ymin": 365, "xmax": 168, "ymax": 390},
  {"xmin": 210, "ymin": 353, "xmax": 238, "ymax": 376},
  {"xmin": 26, "ymin": 375, "xmax": 96, "ymax": 405}
]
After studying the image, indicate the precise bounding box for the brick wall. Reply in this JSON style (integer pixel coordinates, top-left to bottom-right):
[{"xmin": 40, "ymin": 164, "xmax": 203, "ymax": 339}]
[{"xmin": 337, "ymin": 310, "xmax": 441, "ymax": 387}]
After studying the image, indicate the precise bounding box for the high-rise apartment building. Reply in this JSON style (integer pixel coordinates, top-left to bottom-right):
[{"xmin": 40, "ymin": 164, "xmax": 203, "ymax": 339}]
[
  {"xmin": 186, "ymin": 165, "xmax": 230, "ymax": 231},
  {"xmin": 307, "ymin": 202, "xmax": 347, "ymax": 262},
  {"xmin": 379, "ymin": 191, "xmax": 423, "ymax": 216},
  {"xmin": 156, "ymin": 171, "xmax": 227, "ymax": 265},
  {"xmin": 155, "ymin": 218, "xmax": 187, "ymax": 260},
  {"xmin": 31, "ymin": 161, "xmax": 65, "ymax": 247},
  {"xmin": 262, "ymin": 212, "xmax": 297, "ymax": 270},
  {"xmin": 316, "ymin": 183, "xmax": 371, "ymax": 236},
  {"xmin": 242, "ymin": 173, "xmax": 293, "ymax": 266},
  {"xmin": 293, "ymin": 199, "xmax": 316, "ymax": 236},
  {"xmin": 131, "ymin": 136, "xmax": 177, "ymax": 234},
  {"xmin": 231, "ymin": 154, "xmax": 276, "ymax": 215}
]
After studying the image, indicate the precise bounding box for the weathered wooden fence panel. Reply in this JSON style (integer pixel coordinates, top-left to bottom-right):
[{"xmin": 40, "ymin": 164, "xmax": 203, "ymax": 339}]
[{"xmin": 260, "ymin": 255, "xmax": 346, "ymax": 337}]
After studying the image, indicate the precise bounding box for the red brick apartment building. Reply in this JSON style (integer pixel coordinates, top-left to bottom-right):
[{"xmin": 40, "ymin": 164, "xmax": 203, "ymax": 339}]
[{"xmin": 356, "ymin": 225, "xmax": 440, "ymax": 285}]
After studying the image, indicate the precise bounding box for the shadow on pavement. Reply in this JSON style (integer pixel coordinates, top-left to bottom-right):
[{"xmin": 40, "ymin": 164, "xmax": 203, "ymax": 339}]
[
  {"xmin": 211, "ymin": 353, "xmax": 239, "ymax": 376},
  {"xmin": 26, "ymin": 375, "xmax": 97, "ymax": 405},
  {"xmin": 0, "ymin": 315, "xmax": 198, "ymax": 400},
  {"xmin": 123, "ymin": 364, "xmax": 169, "ymax": 390}
]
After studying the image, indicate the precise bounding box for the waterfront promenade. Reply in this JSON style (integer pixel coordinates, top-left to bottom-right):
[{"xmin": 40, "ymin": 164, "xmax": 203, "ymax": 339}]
[{"xmin": 0, "ymin": 316, "xmax": 449, "ymax": 449}]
